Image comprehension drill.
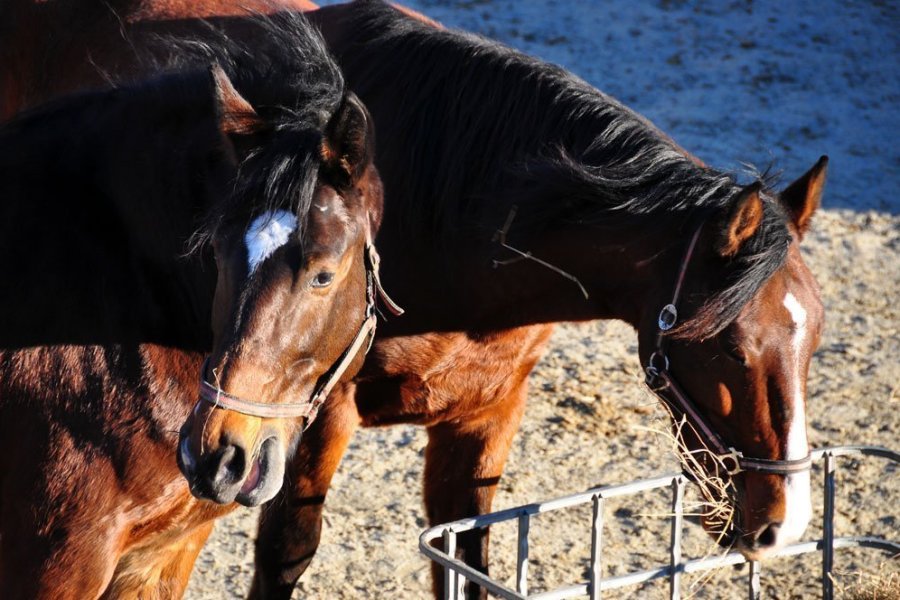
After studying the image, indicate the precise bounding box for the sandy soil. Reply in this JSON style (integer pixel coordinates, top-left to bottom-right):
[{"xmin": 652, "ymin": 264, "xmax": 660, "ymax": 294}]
[{"xmin": 185, "ymin": 1, "xmax": 899, "ymax": 598}]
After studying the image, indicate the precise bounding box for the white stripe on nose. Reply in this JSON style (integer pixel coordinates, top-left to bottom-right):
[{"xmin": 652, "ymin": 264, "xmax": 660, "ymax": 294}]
[
  {"xmin": 779, "ymin": 292, "xmax": 812, "ymax": 545},
  {"xmin": 245, "ymin": 209, "xmax": 297, "ymax": 274}
]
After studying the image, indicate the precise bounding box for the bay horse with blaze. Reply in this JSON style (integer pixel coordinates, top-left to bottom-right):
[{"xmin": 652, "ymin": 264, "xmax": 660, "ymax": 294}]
[
  {"xmin": 272, "ymin": 4, "xmax": 828, "ymax": 597},
  {"xmin": 0, "ymin": 11, "xmax": 390, "ymax": 598}
]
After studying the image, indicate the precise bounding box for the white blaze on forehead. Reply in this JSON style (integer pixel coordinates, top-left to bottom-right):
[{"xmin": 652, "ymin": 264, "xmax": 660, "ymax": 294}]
[
  {"xmin": 784, "ymin": 293, "xmax": 808, "ymax": 342},
  {"xmin": 780, "ymin": 291, "xmax": 812, "ymax": 544},
  {"xmin": 245, "ymin": 209, "xmax": 297, "ymax": 274},
  {"xmin": 783, "ymin": 291, "xmax": 808, "ymax": 460}
]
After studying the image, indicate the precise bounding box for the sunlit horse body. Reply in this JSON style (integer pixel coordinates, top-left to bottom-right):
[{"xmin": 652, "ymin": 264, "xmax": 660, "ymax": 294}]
[
  {"xmin": 230, "ymin": 4, "xmax": 822, "ymax": 597},
  {"xmin": 0, "ymin": 11, "xmax": 388, "ymax": 598},
  {"xmin": 282, "ymin": 4, "xmax": 827, "ymax": 597},
  {"xmin": 1, "ymin": 1, "xmax": 828, "ymax": 598}
]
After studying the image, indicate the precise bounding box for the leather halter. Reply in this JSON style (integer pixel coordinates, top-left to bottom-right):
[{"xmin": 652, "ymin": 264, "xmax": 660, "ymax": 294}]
[
  {"xmin": 197, "ymin": 241, "xmax": 403, "ymax": 427},
  {"xmin": 644, "ymin": 224, "xmax": 812, "ymax": 476}
]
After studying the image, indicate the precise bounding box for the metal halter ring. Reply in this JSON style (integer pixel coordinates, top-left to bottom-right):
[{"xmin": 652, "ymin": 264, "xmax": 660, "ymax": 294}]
[
  {"xmin": 720, "ymin": 448, "xmax": 745, "ymax": 476},
  {"xmin": 657, "ymin": 303, "xmax": 678, "ymax": 331},
  {"xmin": 645, "ymin": 351, "xmax": 670, "ymax": 381}
]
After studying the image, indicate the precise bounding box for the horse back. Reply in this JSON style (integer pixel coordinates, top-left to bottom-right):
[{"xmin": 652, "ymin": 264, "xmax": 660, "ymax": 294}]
[{"xmin": 0, "ymin": 0, "xmax": 319, "ymax": 118}]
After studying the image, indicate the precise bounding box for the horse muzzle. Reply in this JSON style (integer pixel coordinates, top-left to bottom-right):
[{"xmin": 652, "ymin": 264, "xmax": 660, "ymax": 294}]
[{"xmin": 177, "ymin": 425, "xmax": 288, "ymax": 507}]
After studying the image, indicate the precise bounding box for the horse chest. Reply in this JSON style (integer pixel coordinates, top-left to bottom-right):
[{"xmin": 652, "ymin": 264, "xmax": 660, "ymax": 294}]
[
  {"xmin": 357, "ymin": 325, "xmax": 554, "ymax": 426},
  {"xmin": 120, "ymin": 483, "xmax": 227, "ymax": 548}
]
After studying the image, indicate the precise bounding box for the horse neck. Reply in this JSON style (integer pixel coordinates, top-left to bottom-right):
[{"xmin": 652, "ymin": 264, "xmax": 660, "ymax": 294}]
[
  {"xmin": 375, "ymin": 203, "xmax": 682, "ymax": 336},
  {"xmin": 489, "ymin": 217, "xmax": 681, "ymax": 329},
  {"xmin": 0, "ymin": 0, "xmax": 126, "ymax": 115},
  {"xmin": 0, "ymin": 93, "xmax": 222, "ymax": 350}
]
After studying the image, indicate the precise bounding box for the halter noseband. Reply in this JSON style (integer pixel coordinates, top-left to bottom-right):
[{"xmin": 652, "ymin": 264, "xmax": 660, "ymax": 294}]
[
  {"xmin": 644, "ymin": 224, "xmax": 812, "ymax": 476},
  {"xmin": 196, "ymin": 241, "xmax": 402, "ymax": 428}
]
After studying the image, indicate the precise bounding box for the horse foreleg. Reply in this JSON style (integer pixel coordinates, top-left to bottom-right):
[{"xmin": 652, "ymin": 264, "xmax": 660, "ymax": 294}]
[
  {"xmin": 100, "ymin": 521, "xmax": 214, "ymax": 600},
  {"xmin": 154, "ymin": 522, "xmax": 215, "ymax": 599},
  {"xmin": 248, "ymin": 387, "xmax": 360, "ymax": 600},
  {"xmin": 424, "ymin": 380, "xmax": 528, "ymax": 600}
]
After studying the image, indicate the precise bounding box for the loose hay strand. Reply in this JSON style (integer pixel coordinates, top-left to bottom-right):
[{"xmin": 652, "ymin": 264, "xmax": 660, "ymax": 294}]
[
  {"xmin": 631, "ymin": 412, "xmax": 739, "ymax": 545},
  {"xmin": 632, "ymin": 384, "xmax": 745, "ymax": 596}
]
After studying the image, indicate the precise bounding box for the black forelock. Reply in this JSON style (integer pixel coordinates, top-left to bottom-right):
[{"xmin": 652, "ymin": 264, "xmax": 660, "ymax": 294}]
[{"xmin": 144, "ymin": 10, "xmax": 347, "ymax": 249}]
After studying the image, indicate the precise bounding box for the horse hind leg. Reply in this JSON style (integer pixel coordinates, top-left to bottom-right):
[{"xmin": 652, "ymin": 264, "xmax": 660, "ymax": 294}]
[
  {"xmin": 249, "ymin": 387, "xmax": 360, "ymax": 600},
  {"xmin": 424, "ymin": 379, "xmax": 528, "ymax": 600}
]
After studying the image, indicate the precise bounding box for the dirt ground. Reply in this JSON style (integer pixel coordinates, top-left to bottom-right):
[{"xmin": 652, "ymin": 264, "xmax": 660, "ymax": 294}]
[{"xmin": 185, "ymin": 1, "xmax": 899, "ymax": 598}]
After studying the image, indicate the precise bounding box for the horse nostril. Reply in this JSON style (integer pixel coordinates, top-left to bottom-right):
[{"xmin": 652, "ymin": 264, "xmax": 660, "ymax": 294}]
[
  {"xmin": 213, "ymin": 444, "xmax": 247, "ymax": 487},
  {"xmin": 754, "ymin": 522, "xmax": 781, "ymax": 548}
]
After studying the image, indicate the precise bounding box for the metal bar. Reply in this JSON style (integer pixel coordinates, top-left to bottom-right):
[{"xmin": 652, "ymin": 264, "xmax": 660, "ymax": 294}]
[
  {"xmin": 417, "ymin": 446, "xmax": 900, "ymax": 600},
  {"xmin": 589, "ymin": 494, "xmax": 603, "ymax": 600},
  {"xmin": 419, "ymin": 474, "xmax": 680, "ymax": 537},
  {"xmin": 516, "ymin": 512, "xmax": 530, "ymax": 595},
  {"xmin": 457, "ymin": 565, "xmax": 466, "ymax": 600},
  {"xmin": 421, "ymin": 539, "xmax": 524, "ymax": 599},
  {"xmin": 443, "ymin": 528, "xmax": 459, "ymax": 600},
  {"xmin": 584, "ymin": 537, "xmax": 900, "ymax": 592},
  {"xmin": 669, "ymin": 477, "xmax": 685, "ymax": 600},
  {"xmin": 811, "ymin": 445, "xmax": 900, "ymax": 462},
  {"xmin": 425, "ymin": 536, "xmax": 900, "ymax": 600},
  {"xmin": 822, "ymin": 451, "xmax": 836, "ymax": 600},
  {"xmin": 748, "ymin": 561, "xmax": 761, "ymax": 600},
  {"xmin": 600, "ymin": 537, "xmax": 876, "ymax": 592},
  {"xmin": 419, "ymin": 446, "xmax": 897, "ymax": 542}
]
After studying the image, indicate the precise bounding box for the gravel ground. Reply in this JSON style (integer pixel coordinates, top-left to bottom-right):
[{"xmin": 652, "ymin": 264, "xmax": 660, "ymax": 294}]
[{"xmin": 186, "ymin": 1, "xmax": 899, "ymax": 598}]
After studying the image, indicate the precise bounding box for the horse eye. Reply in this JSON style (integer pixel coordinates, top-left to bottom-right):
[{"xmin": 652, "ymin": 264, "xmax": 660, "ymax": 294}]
[
  {"xmin": 310, "ymin": 271, "xmax": 335, "ymax": 289},
  {"xmin": 719, "ymin": 338, "xmax": 746, "ymax": 365}
]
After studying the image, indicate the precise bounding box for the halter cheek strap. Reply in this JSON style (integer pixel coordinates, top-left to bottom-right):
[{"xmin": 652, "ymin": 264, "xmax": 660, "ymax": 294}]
[
  {"xmin": 644, "ymin": 224, "xmax": 813, "ymax": 476},
  {"xmin": 196, "ymin": 241, "xmax": 403, "ymax": 427}
]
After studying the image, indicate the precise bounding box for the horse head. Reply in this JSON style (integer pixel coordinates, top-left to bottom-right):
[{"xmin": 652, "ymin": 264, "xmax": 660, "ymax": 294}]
[
  {"xmin": 178, "ymin": 67, "xmax": 392, "ymax": 506},
  {"xmin": 639, "ymin": 157, "xmax": 827, "ymax": 559}
]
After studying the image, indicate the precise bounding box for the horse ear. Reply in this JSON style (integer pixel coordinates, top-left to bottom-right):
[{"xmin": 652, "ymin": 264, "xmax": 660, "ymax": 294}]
[
  {"xmin": 780, "ymin": 155, "xmax": 827, "ymax": 238},
  {"xmin": 321, "ymin": 92, "xmax": 374, "ymax": 187},
  {"xmin": 210, "ymin": 64, "xmax": 264, "ymax": 138},
  {"xmin": 718, "ymin": 182, "xmax": 764, "ymax": 257}
]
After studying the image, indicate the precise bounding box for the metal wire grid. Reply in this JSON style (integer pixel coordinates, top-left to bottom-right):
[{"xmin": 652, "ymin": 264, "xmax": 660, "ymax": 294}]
[{"xmin": 419, "ymin": 446, "xmax": 900, "ymax": 600}]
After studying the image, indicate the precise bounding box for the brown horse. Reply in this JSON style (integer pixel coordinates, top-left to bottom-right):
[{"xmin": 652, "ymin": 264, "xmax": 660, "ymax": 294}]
[
  {"xmin": 259, "ymin": 3, "xmax": 826, "ymax": 598},
  {"xmin": 1, "ymin": 1, "xmax": 827, "ymax": 598},
  {"xmin": 0, "ymin": 11, "xmax": 388, "ymax": 598}
]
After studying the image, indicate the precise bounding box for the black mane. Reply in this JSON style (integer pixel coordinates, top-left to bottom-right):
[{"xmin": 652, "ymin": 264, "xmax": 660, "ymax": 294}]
[{"xmin": 335, "ymin": 0, "xmax": 791, "ymax": 339}]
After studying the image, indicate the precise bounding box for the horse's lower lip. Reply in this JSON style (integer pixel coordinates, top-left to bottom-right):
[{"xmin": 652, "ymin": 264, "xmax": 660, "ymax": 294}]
[{"xmin": 240, "ymin": 457, "xmax": 262, "ymax": 494}]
